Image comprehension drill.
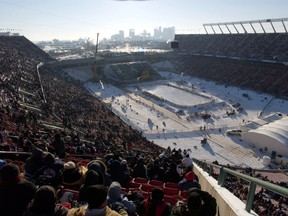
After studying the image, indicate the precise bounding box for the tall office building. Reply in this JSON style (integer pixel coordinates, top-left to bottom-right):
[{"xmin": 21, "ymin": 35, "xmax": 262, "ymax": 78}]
[
  {"xmin": 162, "ymin": 27, "xmax": 175, "ymax": 41},
  {"xmin": 154, "ymin": 26, "xmax": 162, "ymax": 39},
  {"xmin": 129, "ymin": 29, "xmax": 135, "ymax": 39},
  {"xmin": 119, "ymin": 30, "xmax": 125, "ymax": 42}
]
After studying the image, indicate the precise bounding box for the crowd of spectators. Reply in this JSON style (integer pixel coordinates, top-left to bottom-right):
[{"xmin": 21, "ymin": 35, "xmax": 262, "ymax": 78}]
[
  {"xmin": 0, "ymin": 36, "xmax": 215, "ymax": 215},
  {"xmin": 175, "ymin": 33, "xmax": 288, "ymax": 62},
  {"xmin": 174, "ymin": 55, "xmax": 288, "ymax": 98},
  {"xmin": 0, "ymin": 35, "xmax": 287, "ymax": 215},
  {"xmin": 174, "ymin": 33, "xmax": 288, "ymax": 98}
]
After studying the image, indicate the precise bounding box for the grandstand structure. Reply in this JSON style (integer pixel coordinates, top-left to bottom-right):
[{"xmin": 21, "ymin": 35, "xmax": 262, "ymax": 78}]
[
  {"xmin": 104, "ymin": 61, "xmax": 162, "ymax": 84},
  {"xmin": 173, "ymin": 20, "xmax": 288, "ymax": 98},
  {"xmin": 1, "ymin": 32, "xmax": 288, "ymax": 215}
]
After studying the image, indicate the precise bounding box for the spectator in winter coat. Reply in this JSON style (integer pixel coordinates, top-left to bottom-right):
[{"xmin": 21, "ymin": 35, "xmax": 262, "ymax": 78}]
[
  {"xmin": 87, "ymin": 160, "xmax": 111, "ymax": 186},
  {"xmin": 51, "ymin": 133, "xmax": 66, "ymax": 158},
  {"xmin": 0, "ymin": 163, "xmax": 37, "ymax": 216},
  {"xmin": 171, "ymin": 188, "xmax": 217, "ymax": 216},
  {"xmin": 147, "ymin": 160, "xmax": 165, "ymax": 181},
  {"xmin": 132, "ymin": 158, "xmax": 147, "ymax": 179},
  {"xmin": 78, "ymin": 170, "xmax": 104, "ymax": 203},
  {"xmin": 163, "ymin": 162, "xmax": 181, "ymax": 183},
  {"xmin": 181, "ymin": 154, "xmax": 193, "ymax": 170},
  {"xmin": 138, "ymin": 188, "xmax": 171, "ymax": 216},
  {"xmin": 67, "ymin": 185, "xmax": 128, "ymax": 216},
  {"xmin": 109, "ymin": 154, "xmax": 130, "ymax": 185},
  {"xmin": 178, "ymin": 171, "xmax": 200, "ymax": 191},
  {"xmin": 63, "ymin": 161, "xmax": 86, "ymax": 187},
  {"xmin": 108, "ymin": 181, "xmax": 136, "ymax": 215},
  {"xmin": 24, "ymin": 148, "xmax": 45, "ymax": 178},
  {"xmin": 23, "ymin": 185, "xmax": 68, "ymax": 216},
  {"xmin": 32, "ymin": 152, "xmax": 63, "ymax": 188}
]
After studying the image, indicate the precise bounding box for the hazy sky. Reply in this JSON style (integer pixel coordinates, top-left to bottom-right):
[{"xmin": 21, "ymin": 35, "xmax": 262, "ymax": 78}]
[{"xmin": 0, "ymin": 0, "xmax": 287, "ymax": 42}]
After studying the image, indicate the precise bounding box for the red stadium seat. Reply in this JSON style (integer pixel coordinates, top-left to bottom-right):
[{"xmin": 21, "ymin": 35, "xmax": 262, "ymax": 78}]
[
  {"xmin": 121, "ymin": 187, "xmax": 129, "ymax": 193},
  {"xmin": 83, "ymin": 159, "xmax": 91, "ymax": 163},
  {"xmin": 74, "ymin": 158, "xmax": 83, "ymax": 163},
  {"xmin": 133, "ymin": 177, "xmax": 149, "ymax": 184},
  {"xmin": 141, "ymin": 191, "xmax": 150, "ymax": 199},
  {"xmin": 126, "ymin": 182, "xmax": 141, "ymax": 190},
  {"xmin": 165, "ymin": 195, "xmax": 179, "ymax": 205},
  {"xmin": 165, "ymin": 182, "xmax": 180, "ymax": 190},
  {"xmin": 140, "ymin": 184, "xmax": 156, "ymax": 193},
  {"xmin": 65, "ymin": 157, "xmax": 75, "ymax": 162},
  {"xmin": 180, "ymin": 190, "xmax": 187, "ymax": 200},
  {"xmin": 163, "ymin": 187, "xmax": 180, "ymax": 196},
  {"xmin": 77, "ymin": 161, "xmax": 90, "ymax": 167},
  {"xmin": 132, "ymin": 190, "xmax": 150, "ymax": 200},
  {"xmin": 149, "ymin": 180, "xmax": 164, "ymax": 188},
  {"xmin": 10, "ymin": 160, "xmax": 25, "ymax": 172}
]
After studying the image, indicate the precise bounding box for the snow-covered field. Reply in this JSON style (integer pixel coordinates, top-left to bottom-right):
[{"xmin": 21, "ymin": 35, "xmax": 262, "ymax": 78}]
[{"xmin": 67, "ymin": 66, "xmax": 288, "ymax": 169}]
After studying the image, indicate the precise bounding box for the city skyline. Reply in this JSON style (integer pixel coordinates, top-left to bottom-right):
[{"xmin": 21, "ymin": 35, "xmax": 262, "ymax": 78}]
[
  {"xmin": 32, "ymin": 26, "xmax": 175, "ymax": 44},
  {"xmin": 0, "ymin": 0, "xmax": 288, "ymax": 42}
]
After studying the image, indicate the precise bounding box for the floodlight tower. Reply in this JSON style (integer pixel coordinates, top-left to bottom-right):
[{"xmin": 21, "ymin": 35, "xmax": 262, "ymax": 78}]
[
  {"xmin": 95, "ymin": 33, "xmax": 99, "ymax": 56},
  {"xmin": 93, "ymin": 33, "xmax": 99, "ymax": 81}
]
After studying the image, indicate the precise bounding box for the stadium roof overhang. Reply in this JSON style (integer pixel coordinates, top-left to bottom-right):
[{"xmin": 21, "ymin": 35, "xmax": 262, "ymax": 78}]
[{"xmin": 203, "ymin": 17, "xmax": 288, "ymax": 34}]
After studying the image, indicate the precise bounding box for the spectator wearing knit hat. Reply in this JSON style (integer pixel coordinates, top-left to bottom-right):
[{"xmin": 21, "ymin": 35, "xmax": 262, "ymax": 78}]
[
  {"xmin": 108, "ymin": 181, "xmax": 136, "ymax": 215},
  {"xmin": 87, "ymin": 160, "xmax": 111, "ymax": 186},
  {"xmin": 178, "ymin": 171, "xmax": 200, "ymax": 191},
  {"xmin": 0, "ymin": 163, "xmax": 37, "ymax": 216},
  {"xmin": 78, "ymin": 170, "xmax": 104, "ymax": 203},
  {"xmin": 63, "ymin": 161, "xmax": 85, "ymax": 187}
]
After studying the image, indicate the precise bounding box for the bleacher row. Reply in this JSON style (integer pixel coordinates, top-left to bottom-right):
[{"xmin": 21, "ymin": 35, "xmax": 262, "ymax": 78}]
[
  {"xmin": 58, "ymin": 177, "xmax": 187, "ymax": 207},
  {"xmin": 175, "ymin": 33, "xmax": 288, "ymax": 62},
  {"xmin": 106, "ymin": 61, "xmax": 161, "ymax": 83},
  {"xmin": 173, "ymin": 33, "xmax": 288, "ymax": 98},
  {"xmin": 1, "ymin": 154, "xmax": 189, "ymax": 207},
  {"xmin": 123, "ymin": 177, "xmax": 187, "ymax": 204},
  {"xmin": 1, "ymin": 155, "xmax": 187, "ymax": 206}
]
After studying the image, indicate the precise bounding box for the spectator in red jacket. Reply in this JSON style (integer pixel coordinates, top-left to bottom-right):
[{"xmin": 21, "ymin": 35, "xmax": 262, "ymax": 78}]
[{"xmin": 138, "ymin": 188, "xmax": 171, "ymax": 216}]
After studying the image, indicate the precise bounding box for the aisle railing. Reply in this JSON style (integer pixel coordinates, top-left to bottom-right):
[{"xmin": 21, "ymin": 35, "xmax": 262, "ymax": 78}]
[{"xmin": 193, "ymin": 158, "xmax": 288, "ymax": 213}]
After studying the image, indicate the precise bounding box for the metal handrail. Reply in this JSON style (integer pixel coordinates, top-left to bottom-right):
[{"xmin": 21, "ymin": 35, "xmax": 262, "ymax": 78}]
[{"xmin": 194, "ymin": 158, "xmax": 288, "ymax": 213}]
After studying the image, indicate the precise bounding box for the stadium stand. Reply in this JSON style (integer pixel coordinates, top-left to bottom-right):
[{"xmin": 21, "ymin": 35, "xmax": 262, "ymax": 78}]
[
  {"xmin": 0, "ymin": 35, "xmax": 287, "ymax": 215},
  {"xmin": 105, "ymin": 61, "xmax": 161, "ymax": 84},
  {"xmin": 174, "ymin": 33, "xmax": 288, "ymax": 98}
]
